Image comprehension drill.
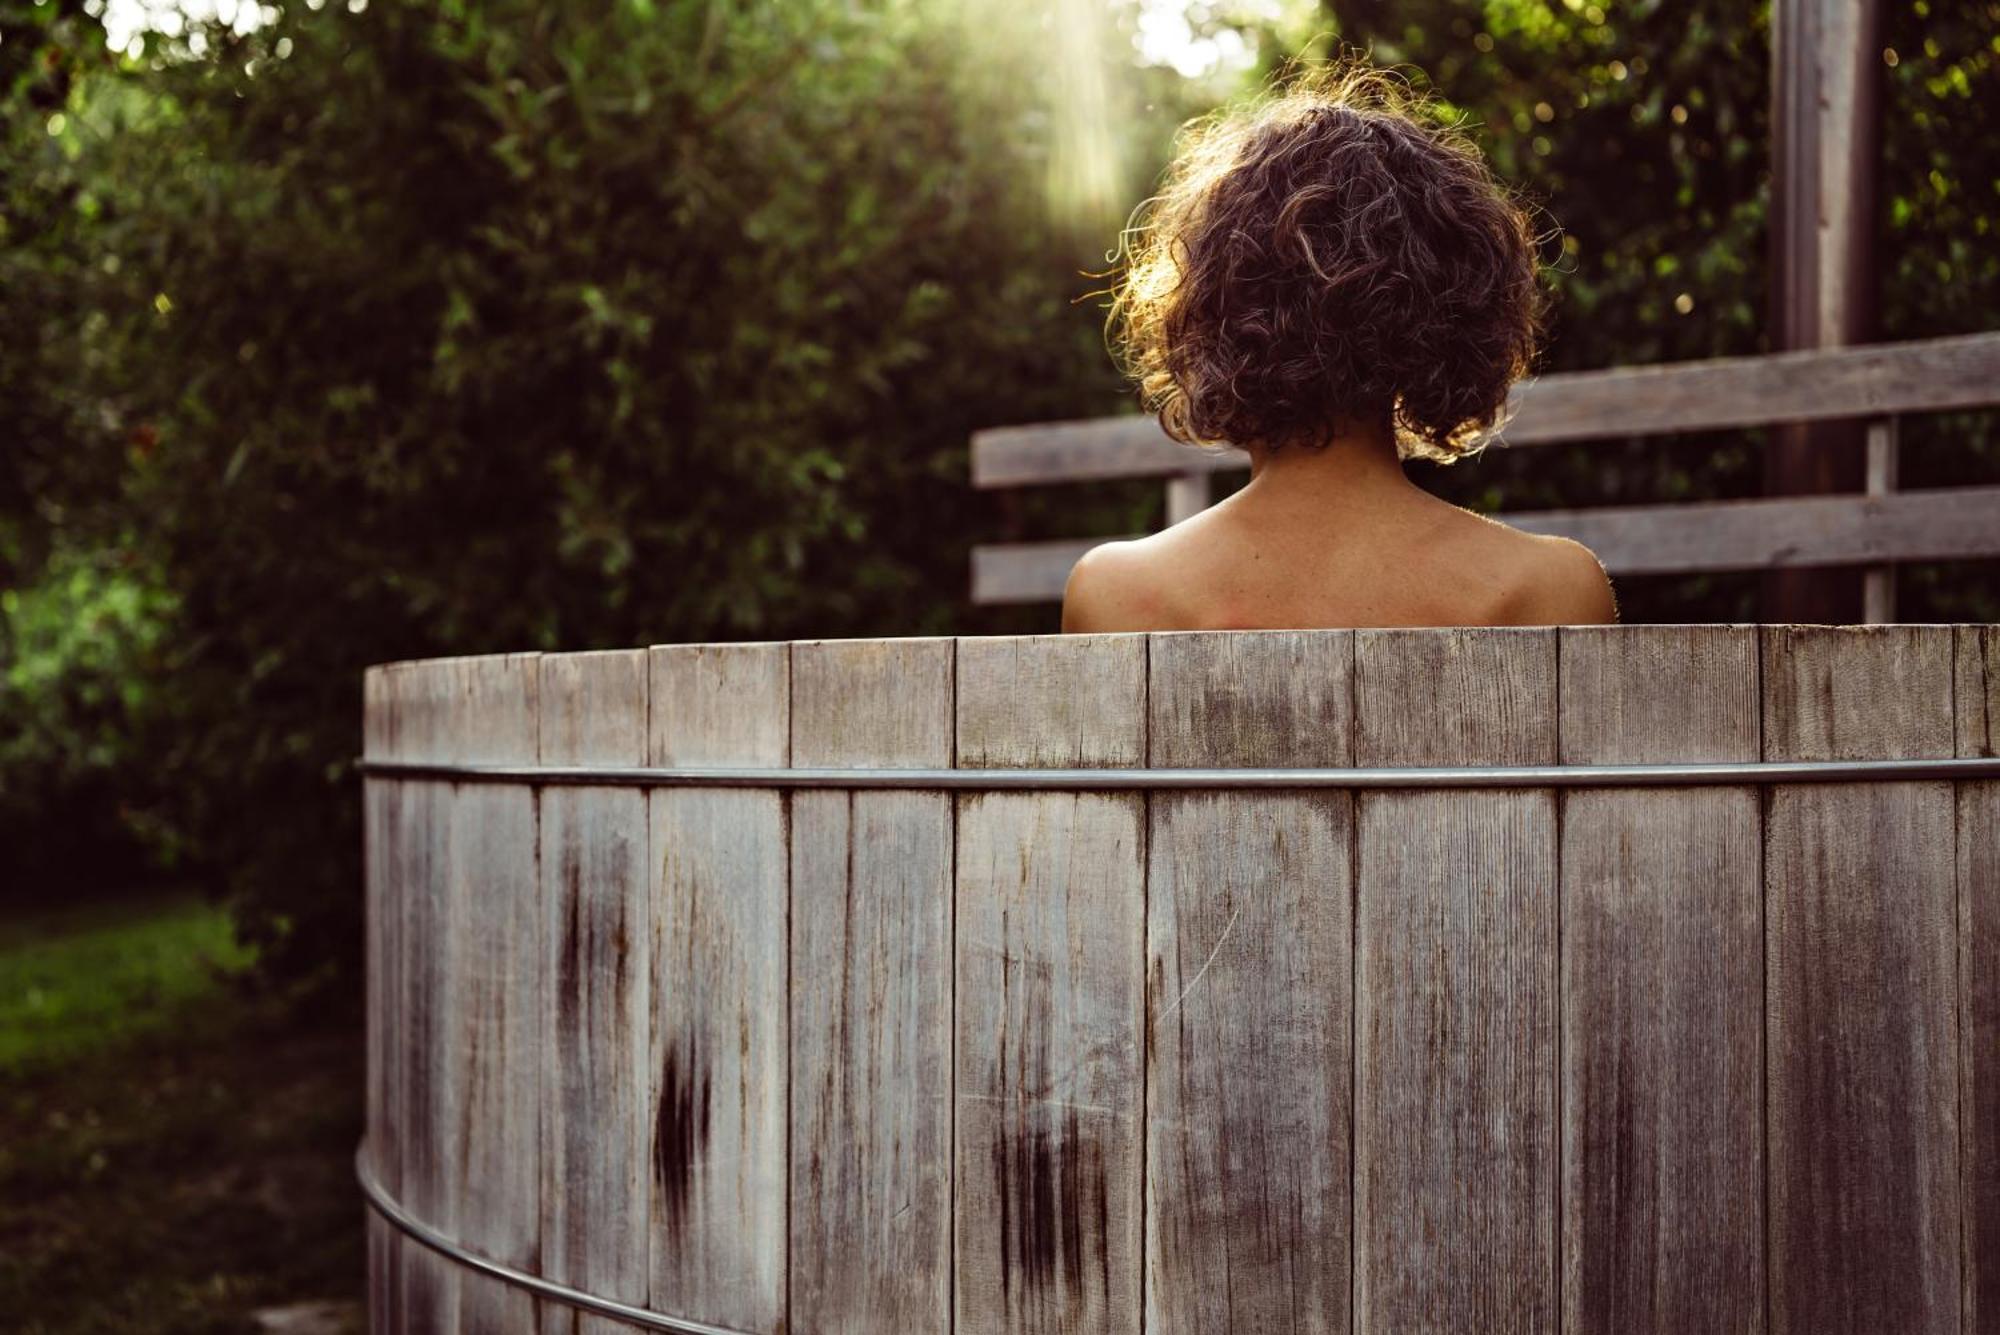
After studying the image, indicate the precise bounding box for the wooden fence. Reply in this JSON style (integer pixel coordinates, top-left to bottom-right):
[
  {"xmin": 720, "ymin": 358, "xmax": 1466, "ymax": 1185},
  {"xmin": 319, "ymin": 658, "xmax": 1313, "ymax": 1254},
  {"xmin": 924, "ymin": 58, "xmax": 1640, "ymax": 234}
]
[
  {"xmin": 968, "ymin": 330, "xmax": 2000, "ymax": 619},
  {"xmin": 362, "ymin": 625, "xmax": 2000, "ymax": 1335}
]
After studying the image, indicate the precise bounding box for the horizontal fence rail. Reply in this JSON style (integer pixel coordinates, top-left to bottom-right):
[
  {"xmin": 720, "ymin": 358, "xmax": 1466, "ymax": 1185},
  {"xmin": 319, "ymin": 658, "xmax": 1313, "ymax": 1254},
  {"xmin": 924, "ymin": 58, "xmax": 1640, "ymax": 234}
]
[
  {"xmin": 970, "ymin": 330, "xmax": 2000, "ymax": 486},
  {"xmin": 364, "ymin": 626, "xmax": 2000, "ymax": 1335},
  {"xmin": 968, "ymin": 330, "xmax": 2000, "ymax": 607},
  {"xmin": 972, "ymin": 485, "xmax": 2000, "ymax": 603}
]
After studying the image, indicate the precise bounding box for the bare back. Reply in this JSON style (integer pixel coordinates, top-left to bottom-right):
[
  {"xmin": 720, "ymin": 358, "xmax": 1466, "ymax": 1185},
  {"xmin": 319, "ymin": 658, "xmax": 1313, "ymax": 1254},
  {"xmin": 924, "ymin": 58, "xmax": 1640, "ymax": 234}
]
[{"xmin": 1062, "ymin": 436, "xmax": 1617, "ymax": 633}]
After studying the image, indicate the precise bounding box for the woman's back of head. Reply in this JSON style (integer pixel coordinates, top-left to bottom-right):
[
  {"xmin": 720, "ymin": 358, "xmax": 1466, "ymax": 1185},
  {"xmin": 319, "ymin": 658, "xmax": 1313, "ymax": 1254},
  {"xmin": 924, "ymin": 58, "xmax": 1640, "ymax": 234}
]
[
  {"xmin": 1068, "ymin": 64, "xmax": 1614, "ymax": 634},
  {"xmin": 1107, "ymin": 64, "xmax": 1546, "ymax": 463}
]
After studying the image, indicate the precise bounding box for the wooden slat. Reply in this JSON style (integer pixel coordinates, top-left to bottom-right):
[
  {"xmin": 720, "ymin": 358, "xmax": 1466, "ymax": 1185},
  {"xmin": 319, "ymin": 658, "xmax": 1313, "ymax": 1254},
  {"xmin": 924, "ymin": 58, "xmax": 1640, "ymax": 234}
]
[
  {"xmin": 970, "ymin": 332, "xmax": 2000, "ymax": 487},
  {"xmin": 443, "ymin": 654, "xmax": 543, "ymax": 1333},
  {"xmin": 969, "ymin": 486, "xmax": 2000, "ymax": 604},
  {"xmin": 1352, "ymin": 628, "xmax": 1558, "ymax": 1334},
  {"xmin": 362, "ymin": 664, "xmax": 403, "ymax": 1335},
  {"xmin": 540, "ymin": 650, "xmax": 650, "ymax": 1335},
  {"xmin": 1557, "ymin": 626, "xmax": 1764, "ymax": 1332},
  {"xmin": 1762, "ymin": 626, "xmax": 1960, "ymax": 1334},
  {"xmin": 1956, "ymin": 625, "xmax": 1999, "ymax": 1335},
  {"xmin": 1143, "ymin": 631, "xmax": 1352, "ymax": 1335},
  {"xmin": 957, "ymin": 634, "xmax": 1147, "ymax": 768},
  {"xmin": 646, "ymin": 643, "xmax": 789, "ymax": 1334},
  {"xmin": 394, "ymin": 656, "xmax": 459, "ymax": 1334},
  {"xmin": 1504, "ymin": 486, "xmax": 2000, "ymax": 576},
  {"xmin": 954, "ymin": 634, "xmax": 1147, "ymax": 1335},
  {"xmin": 789, "ymin": 639, "xmax": 955, "ymax": 1333}
]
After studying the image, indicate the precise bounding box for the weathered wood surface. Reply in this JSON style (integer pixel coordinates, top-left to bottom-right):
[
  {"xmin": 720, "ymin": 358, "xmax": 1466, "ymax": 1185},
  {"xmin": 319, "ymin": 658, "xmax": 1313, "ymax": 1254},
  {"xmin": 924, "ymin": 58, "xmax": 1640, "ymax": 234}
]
[
  {"xmin": 363, "ymin": 627, "xmax": 1996, "ymax": 1335},
  {"xmin": 969, "ymin": 331, "xmax": 2000, "ymax": 487},
  {"xmin": 789, "ymin": 638, "xmax": 955, "ymax": 1333},
  {"xmin": 361, "ymin": 665, "xmax": 402, "ymax": 1335},
  {"xmin": 540, "ymin": 650, "xmax": 650, "ymax": 1334},
  {"xmin": 955, "ymin": 634, "xmax": 1147, "ymax": 1335},
  {"xmin": 1956, "ymin": 625, "xmax": 1999, "ymax": 1335},
  {"xmin": 1763, "ymin": 626, "xmax": 1960, "ymax": 1335},
  {"xmin": 1144, "ymin": 631, "xmax": 1353, "ymax": 1335},
  {"xmin": 646, "ymin": 643, "xmax": 790, "ymax": 1334},
  {"xmin": 442, "ymin": 655, "xmax": 545, "ymax": 1334},
  {"xmin": 1352, "ymin": 628, "xmax": 1558, "ymax": 1334},
  {"xmin": 392, "ymin": 657, "xmax": 461, "ymax": 1335},
  {"xmin": 1558, "ymin": 626, "xmax": 1764, "ymax": 1333},
  {"xmin": 1504, "ymin": 486, "xmax": 2000, "ymax": 575},
  {"xmin": 957, "ymin": 633, "xmax": 1147, "ymax": 769},
  {"xmin": 969, "ymin": 486, "xmax": 2000, "ymax": 604}
]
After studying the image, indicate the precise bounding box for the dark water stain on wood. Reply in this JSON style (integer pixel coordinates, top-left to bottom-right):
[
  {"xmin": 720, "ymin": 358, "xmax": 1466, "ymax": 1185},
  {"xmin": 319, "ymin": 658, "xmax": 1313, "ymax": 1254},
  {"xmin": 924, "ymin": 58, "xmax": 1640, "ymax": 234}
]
[
  {"xmin": 988, "ymin": 931, "xmax": 1112, "ymax": 1321},
  {"xmin": 655, "ymin": 1039, "xmax": 711, "ymax": 1237},
  {"xmin": 556, "ymin": 849, "xmax": 585, "ymax": 1037},
  {"xmin": 992, "ymin": 1109, "xmax": 1111, "ymax": 1311}
]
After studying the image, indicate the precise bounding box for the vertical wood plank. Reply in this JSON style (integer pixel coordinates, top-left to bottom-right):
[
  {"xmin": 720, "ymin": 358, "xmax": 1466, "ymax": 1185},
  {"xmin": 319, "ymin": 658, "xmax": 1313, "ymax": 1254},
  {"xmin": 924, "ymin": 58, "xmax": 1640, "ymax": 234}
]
[
  {"xmin": 955, "ymin": 634, "xmax": 1147, "ymax": 1335},
  {"xmin": 442, "ymin": 654, "xmax": 542, "ymax": 1333},
  {"xmin": 1763, "ymin": 625, "xmax": 1959, "ymax": 1335},
  {"xmin": 1352, "ymin": 627, "xmax": 1559, "ymax": 1335},
  {"xmin": 1957, "ymin": 625, "xmax": 1999, "ymax": 1335},
  {"xmin": 1558, "ymin": 626, "xmax": 1764, "ymax": 1333},
  {"xmin": 957, "ymin": 633, "xmax": 1147, "ymax": 769},
  {"xmin": 540, "ymin": 650, "xmax": 650, "ymax": 1335},
  {"xmin": 363, "ymin": 664, "xmax": 403, "ymax": 1335},
  {"xmin": 395, "ymin": 656, "xmax": 459, "ymax": 1335},
  {"xmin": 790, "ymin": 639, "xmax": 956, "ymax": 1334},
  {"xmin": 1143, "ymin": 630, "xmax": 1353, "ymax": 1335},
  {"xmin": 647, "ymin": 643, "xmax": 789, "ymax": 1334}
]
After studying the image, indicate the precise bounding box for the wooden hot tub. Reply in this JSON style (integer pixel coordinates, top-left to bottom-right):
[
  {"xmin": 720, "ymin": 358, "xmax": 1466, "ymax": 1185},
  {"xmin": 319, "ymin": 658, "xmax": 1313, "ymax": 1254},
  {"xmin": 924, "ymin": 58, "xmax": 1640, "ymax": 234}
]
[{"xmin": 361, "ymin": 625, "xmax": 1999, "ymax": 1334}]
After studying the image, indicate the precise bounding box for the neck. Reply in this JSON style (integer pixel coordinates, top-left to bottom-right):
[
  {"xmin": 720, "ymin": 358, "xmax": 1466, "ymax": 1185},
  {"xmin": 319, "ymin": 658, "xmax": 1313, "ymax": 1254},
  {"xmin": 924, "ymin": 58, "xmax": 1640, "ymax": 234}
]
[{"xmin": 1240, "ymin": 420, "xmax": 1411, "ymax": 506}]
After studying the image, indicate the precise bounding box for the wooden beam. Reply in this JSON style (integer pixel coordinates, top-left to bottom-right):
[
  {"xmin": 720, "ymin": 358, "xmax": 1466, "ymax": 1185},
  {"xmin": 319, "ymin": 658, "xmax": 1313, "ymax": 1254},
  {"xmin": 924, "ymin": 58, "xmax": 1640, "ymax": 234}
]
[
  {"xmin": 968, "ymin": 486, "xmax": 2000, "ymax": 605},
  {"xmin": 1765, "ymin": 0, "xmax": 1885, "ymax": 621},
  {"xmin": 969, "ymin": 331, "xmax": 2000, "ymax": 489}
]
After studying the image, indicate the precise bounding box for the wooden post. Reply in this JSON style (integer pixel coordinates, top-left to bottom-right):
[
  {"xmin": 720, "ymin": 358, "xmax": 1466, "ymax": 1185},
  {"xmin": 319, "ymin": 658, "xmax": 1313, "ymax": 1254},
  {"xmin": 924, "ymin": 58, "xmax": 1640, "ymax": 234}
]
[
  {"xmin": 1862, "ymin": 416, "xmax": 1899, "ymax": 623},
  {"xmin": 1164, "ymin": 469, "xmax": 1210, "ymax": 527},
  {"xmin": 1766, "ymin": 0, "xmax": 1884, "ymax": 623}
]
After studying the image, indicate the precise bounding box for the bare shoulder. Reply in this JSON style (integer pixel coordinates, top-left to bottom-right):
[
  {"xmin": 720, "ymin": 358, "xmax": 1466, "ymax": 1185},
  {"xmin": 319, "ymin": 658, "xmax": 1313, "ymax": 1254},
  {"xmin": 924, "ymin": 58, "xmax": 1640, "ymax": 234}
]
[
  {"xmin": 1061, "ymin": 533, "xmax": 1193, "ymax": 633},
  {"xmin": 1503, "ymin": 531, "xmax": 1618, "ymax": 625}
]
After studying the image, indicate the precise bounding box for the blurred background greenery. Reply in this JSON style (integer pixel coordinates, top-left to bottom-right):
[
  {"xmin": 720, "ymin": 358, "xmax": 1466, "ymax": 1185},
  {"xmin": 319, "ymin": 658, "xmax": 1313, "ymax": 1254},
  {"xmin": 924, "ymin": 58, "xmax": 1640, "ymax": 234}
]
[{"xmin": 1, "ymin": 0, "xmax": 1995, "ymax": 1326}]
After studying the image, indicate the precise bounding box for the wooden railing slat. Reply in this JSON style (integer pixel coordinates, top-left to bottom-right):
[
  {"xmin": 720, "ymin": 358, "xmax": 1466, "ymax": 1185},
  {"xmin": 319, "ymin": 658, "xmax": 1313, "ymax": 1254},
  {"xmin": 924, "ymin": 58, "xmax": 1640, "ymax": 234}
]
[
  {"xmin": 971, "ymin": 331, "xmax": 2000, "ymax": 488},
  {"xmin": 968, "ymin": 486, "xmax": 2000, "ymax": 604}
]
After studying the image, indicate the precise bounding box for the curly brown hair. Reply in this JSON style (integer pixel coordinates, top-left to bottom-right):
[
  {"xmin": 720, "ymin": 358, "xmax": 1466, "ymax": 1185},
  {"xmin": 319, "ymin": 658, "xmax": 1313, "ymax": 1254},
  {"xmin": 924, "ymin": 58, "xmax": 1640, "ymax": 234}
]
[{"xmin": 1107, "ymin": 66, "xmax": 1546, "ymax": 463}]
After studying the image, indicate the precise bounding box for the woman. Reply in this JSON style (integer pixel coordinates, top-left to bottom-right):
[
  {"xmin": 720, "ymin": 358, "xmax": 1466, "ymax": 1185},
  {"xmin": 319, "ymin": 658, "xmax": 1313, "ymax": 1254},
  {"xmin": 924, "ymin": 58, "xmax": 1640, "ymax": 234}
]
[{"xmin": 1064, "ymin": 68, "xmax": 1617, "ymax": 633}]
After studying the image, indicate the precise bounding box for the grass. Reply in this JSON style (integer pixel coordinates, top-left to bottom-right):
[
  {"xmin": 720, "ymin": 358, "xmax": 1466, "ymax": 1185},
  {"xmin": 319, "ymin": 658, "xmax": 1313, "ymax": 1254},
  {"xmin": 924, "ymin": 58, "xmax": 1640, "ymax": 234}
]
[
  {"xmin": 0, "ymin": 893, "xmax": 364, "ymax": 1334},
  {"xmin": 0, "ymin": 894, "xmax": 255, "ymax": 1073}
]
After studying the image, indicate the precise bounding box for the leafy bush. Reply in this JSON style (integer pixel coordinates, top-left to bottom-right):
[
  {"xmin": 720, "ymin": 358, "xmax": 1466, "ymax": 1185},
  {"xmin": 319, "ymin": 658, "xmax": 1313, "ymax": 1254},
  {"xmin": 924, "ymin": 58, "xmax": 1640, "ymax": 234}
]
[
  {"xmin": 0, "ymin": 546, "xmax": 185, "ymax": 898},
  {"xmin": 7, "ymin": 0, "xmax": 1146, "ymax": 998},
  {"xmin": 3, "ymin": 0, "xmax": 1993, "ymax": 1001}
]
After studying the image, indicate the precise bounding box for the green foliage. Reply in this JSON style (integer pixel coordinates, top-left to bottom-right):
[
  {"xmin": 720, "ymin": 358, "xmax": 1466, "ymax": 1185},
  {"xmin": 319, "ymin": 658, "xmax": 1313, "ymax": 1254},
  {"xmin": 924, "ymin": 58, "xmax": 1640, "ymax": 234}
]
[
  {"xmin": 3, "ymin": 0, "xmax": 1995, "ymax": 1001},
  {"xmin": 5, "ymin": 0, "xmax": 1142, "ymax": 997},
  {"xmin": 0, "ymin": 545, "xmax": 186, "ymax": 891},
  {"xmin": 1321, "ymin": 0, "xmax": 1999, "ymax": 621}
]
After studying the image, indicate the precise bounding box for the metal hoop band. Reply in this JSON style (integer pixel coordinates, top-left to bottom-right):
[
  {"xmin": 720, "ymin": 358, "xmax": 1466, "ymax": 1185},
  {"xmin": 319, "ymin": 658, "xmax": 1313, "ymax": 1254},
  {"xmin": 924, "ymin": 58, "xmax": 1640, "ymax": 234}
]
[
  {"xmin": 356, "ymin": 1148, "xmax": 747, "ymax": 1335},
  {"xmin": 356, "ymin": 756, "xmax": 2000, "ymax": 789}
]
